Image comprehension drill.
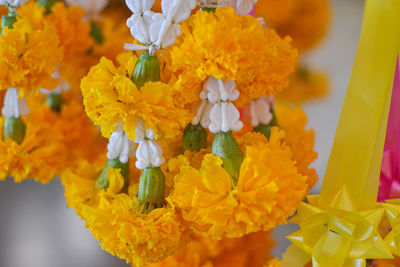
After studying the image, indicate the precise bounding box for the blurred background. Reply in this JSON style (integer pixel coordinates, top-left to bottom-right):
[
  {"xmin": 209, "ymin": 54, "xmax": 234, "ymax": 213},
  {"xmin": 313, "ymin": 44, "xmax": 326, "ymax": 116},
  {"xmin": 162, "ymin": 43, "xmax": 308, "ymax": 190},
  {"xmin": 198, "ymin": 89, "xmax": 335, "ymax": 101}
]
[{"xmin": 0, "ymin": 0, "xmax": 365, "ymax": 266}]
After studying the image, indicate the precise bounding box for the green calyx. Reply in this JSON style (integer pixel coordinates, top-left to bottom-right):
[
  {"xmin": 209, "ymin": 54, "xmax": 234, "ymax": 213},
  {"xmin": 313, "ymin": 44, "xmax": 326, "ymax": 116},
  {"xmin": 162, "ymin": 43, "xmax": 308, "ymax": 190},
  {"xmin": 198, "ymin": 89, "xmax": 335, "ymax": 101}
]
[
  {"xmin": 45, "ymin": 93, "xmax": 64, "ymax": 113},
  {"xmin": 253, "ymin": 109, "xmax": 278, "ymax": 139},
  {"xmin": 212, "ymin": 131, "xmax": 244, "ymax": 188},
  {"xmin": 298, "ymin": 66, "xmax": 310, "ymax": 80},
  {"xmin": 137, "ymin": 167, "xmax": 166, "ymax": 214},
  {"xmin": 201, "ymin": 7, "xmax": 216, "ymax": 13},
  {"xmin": 131, "ymin": 51, "xmax": 160, "ymax": 89},
  {"xmin": 3, "ymin": 117, "xmax": 26, "ymax": 145},
  {"xmin": 90, "ymin": 21, "xmax": 104, "ymax": 45},
  {"xmin": 37, "ymin": 0, "xmax": 58, "ymax": 14},
  {"xmin": 1, "ymin": 11, "xmax": 17, "ymax": 32},
  {"xmin": 182, "ymin": 123, "xmax": 208, "ymax": 152},
  {"xmin": 96, "ymin": 158, "xmax": 130, "ymax": 192}
]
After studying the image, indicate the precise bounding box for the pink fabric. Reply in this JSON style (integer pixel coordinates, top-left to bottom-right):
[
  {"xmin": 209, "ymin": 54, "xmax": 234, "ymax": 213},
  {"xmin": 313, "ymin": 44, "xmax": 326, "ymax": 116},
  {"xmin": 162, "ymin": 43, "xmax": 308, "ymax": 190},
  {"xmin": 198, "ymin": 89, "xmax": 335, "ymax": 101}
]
[
  {"xmin": 379, "ymin": 59, "xmax": 400, "ymax": 201},
  {"xmin": 249, "ymin": 7, "xmax": 255, "ymax": 16}
]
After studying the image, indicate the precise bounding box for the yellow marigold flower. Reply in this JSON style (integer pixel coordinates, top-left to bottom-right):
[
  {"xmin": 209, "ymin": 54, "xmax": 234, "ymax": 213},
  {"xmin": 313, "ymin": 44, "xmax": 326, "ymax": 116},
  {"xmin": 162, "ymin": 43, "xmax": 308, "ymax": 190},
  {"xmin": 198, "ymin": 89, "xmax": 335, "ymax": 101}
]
[
  {"xmin": 62, "ymin": 157, "xmax": 189, "ymax": 266},
  {"xmin": 170, "ymin": 7, "xmax": 297, "ymax": 108},
  {"xmin": 62, "ymin": 158, "xmax": 139, "ymax": 217},
  {"xmin": 278, "ymin": 67, "xmax": 329, "ymax": 103},
  {"xmin": 172, "ymin": 128, "xmax": 308, "ymax": 239},
  {"xmin": 0, "ymin": 115, "xmax": 65, "ymax": 183},
  {"xmin": 147, "ymin": 231, "xmax": 274, "ymax": 267},
  {"xmin": 162, "ymin": 148, "xmax": 210, "ymax": 193},
  {"xmin": 82, "ymin": 194, "xmax": 189, "ymax": 266},
  {"xmin": 81, "ymin": 52, "xmax": 193, "ymax": 140},
  {"xmin": 0, "ymin": 18, "xmax": 62, "ymax": 96},
  {"xmin": 274, "ymin": 103, "xmax": 318, "ymax": 189},
  {"xmin": 255, "ymin": 0, "xmax": 331, "ymax": 51}
]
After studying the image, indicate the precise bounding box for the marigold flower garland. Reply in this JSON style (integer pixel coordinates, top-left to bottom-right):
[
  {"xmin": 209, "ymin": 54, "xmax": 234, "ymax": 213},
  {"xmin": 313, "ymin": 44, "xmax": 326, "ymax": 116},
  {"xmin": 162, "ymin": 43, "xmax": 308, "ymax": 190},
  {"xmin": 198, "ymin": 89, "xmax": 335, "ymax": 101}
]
[{"xmin": 0, "ymin": 0, "xmax": 322, "ymax": 266}]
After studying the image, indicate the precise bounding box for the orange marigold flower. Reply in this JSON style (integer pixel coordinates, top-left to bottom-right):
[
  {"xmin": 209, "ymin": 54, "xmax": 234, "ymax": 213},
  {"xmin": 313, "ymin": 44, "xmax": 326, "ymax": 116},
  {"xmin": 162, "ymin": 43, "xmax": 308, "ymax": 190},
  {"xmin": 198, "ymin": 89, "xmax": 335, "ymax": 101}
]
[
  {"xmin": 0, "ymin": 115, "xmax": 66, "ymax": 183},
  {"xmin": 0, "ymin": 18, "xmax": 62, "ymax": 96},
  {"xmin": 274, "ymin": 103, "xmax": 318, "ymax": 189},
  {"xmin": 61, "ymin": 159, "xmax": 189, "ymax": 266},
  {"xmin": 278, "ymin": 67, "xmax": 329, "ymax": 103},
  {"xmin": 46, "ymin": 2, "xmax": 93, "ymax": 59},
  {"xmin": 81, "ymin": 52, "xmax": 193, "ymax": 140},
  {"xmin": 170, "ymin": 7, "xmax": 297, "ymax": 108},
  {"xmin": 27, "ymin": 95, "xmax": 106, "ymax": 167},
  {"xmin": 255, "ymin": 0, "xmax": 331, "ymax": 51},
  {"xmin": 171, "ymin": 128, "xmax": 308, "ymax": 239},
  {"xmin": 265, "ymin": 258, "xmax": 281, "ymax": 267},
  {"xmin": 375, "ymin": 257, "xmax": 400, "ymax": 267},
  {"xmin": 146, "ymin": 231, "xmax": 274, "ymax": 267}
]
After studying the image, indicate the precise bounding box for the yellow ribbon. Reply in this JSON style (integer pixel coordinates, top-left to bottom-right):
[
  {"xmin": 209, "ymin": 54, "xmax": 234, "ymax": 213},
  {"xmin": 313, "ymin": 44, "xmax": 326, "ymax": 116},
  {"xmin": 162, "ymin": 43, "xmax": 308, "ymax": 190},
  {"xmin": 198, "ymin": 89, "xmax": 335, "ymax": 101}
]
[
  {"xmin": 319, "ymin": 0, "xmax": 400, "ymax": 210},
  {"xmin": 281, "ymin": 0, "xmax": 400, "ymax": 265}
]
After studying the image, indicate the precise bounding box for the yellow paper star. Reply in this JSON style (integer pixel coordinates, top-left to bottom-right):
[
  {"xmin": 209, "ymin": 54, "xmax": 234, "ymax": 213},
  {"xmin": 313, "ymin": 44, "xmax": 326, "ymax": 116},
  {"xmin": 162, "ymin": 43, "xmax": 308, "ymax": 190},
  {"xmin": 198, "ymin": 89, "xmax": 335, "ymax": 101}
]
[{"xmin": 282, "ymin": 187, "xmax": 392, "ymax": 267}]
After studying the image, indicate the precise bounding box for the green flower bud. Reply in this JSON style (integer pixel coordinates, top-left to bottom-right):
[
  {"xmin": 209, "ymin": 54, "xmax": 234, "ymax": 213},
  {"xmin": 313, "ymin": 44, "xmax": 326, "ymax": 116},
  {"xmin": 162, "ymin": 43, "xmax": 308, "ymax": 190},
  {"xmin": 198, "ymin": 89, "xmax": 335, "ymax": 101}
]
[
  {"xmin": 96, "ymin": 158, "xmax": 130, "ymax": 192},
  {"xmin": 37, "ymin": 0, "xmax": 58, "ymax": 14},
  {"xmin": 182, "ymin": 123, "xmax": 208, "ymax": 152},
  {"xmin": 90, "ymin": 21, "xmax": 104, "ymax": 45},
  {"xmin": 3, "ymin": 117, "xmax": 26, "ymax": 145},
  {"xmin": 253, "ymin": 109, "xmax": 278, "ymax": 139},
  {"xmin": 212, "ymin": 131, "xmax": 244, "ymax": 187},
  {"xmin": 137, "ymin": 167, "xmax": 166, "ymax": 214},
  {"xmin": 131, "ymin": 51, "xmax": 160, "ymax": 89},
  {"xmin": 201, "ymin": 7, "xmax": 216, "ymax": 13},
  {"xmin": 45, "ymin": 93, "xmax": 64, "ymax": 113},
  {"xmin": 253, "ymin": 123, "xmax": 272, "ymax": 139},
  {"xmin": 1, "ymin": 11, "xmax": 17, "ymax": 32}
]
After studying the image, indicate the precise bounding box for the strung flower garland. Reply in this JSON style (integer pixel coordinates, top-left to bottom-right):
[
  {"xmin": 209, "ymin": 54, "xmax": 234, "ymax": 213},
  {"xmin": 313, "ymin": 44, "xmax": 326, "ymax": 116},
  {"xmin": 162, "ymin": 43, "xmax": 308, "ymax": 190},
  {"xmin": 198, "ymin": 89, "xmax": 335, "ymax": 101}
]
[
  {"xmin": 0, "ymin": 0, "xmax": 68, "ymax": 183},
  {"xmin": 0, "ymin": 0, "xmax": 321, "ymax": 265}
]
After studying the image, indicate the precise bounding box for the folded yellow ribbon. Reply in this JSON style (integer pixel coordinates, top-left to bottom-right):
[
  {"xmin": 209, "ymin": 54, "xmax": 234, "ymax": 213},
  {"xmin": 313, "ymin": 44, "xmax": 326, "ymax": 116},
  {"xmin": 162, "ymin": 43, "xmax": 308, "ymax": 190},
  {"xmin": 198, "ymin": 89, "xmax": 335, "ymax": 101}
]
[
  {"xmin": 319, "ymin": 0, "xmax": 400, "ymax": 210},
  {"xmin": 281, "ymin": 0, "xmax": 400, "ymax": 265},
  {"xmin": 284, "ymin": 188, "xmax": 391, "ymax": 267}
]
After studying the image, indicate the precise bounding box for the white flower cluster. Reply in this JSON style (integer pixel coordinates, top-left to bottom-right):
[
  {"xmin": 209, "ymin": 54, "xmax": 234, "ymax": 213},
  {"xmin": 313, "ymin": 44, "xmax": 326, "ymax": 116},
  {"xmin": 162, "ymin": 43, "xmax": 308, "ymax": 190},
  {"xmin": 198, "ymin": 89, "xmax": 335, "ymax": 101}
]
[
  {"xmin": 107, "ymin": 130, "xmax": 136, "ymax": 164},
  {"xmin": 134, "ymin": 118, "xmax": 165, "ymax": 169},
  {"xmin": 66, "ymin": 0, "xmax": 109, "ymax": 17},
  {"xmin": 125, "ymin": 0, "xmax": 196, "ymax": 53},
  {"xmin": 0, "ymin": 0, "xmax": 28, "ymax": 9},
  {"xmin": 1, "ymin": 88, "xmax": 29, "ymax": 119},
  {"xmin": 249, "ymin": 96, "xmax": 275, "ymax": 127},
  {"xmin": 194, "ymin": 77, "xmax": 243, "ymax": 133},
  {"xmin": 198, "ymin": 0, "xmax": 257, "ymax": 16}
]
